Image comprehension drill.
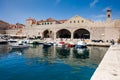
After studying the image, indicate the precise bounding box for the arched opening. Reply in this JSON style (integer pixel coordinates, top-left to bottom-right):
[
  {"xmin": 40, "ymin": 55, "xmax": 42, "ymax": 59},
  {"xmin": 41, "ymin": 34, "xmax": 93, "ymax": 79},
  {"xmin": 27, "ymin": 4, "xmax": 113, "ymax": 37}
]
[
  {"xmin": 43, "ymin": 29, "xmax": 52, "ymax": 38},
  {"xmin": 74, "ymin": 28, "xmax": 90, "ymax": 39},
  {"xmin": 56, "ymin": 29, "xmax": 71, "ymax": 38}
]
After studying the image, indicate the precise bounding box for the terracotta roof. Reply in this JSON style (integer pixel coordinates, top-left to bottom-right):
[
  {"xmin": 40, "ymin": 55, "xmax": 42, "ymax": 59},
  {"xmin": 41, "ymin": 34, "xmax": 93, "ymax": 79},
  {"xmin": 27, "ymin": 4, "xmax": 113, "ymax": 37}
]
[
  {"xmin": 57, "ymin": 20, "xmax": 67, "ymax": 24},
  {"xmin": 9, "ymin": 24, "xmax": 16, "ymax": 29},
  {"xmin": 16, "ymin": 23, "xmax": 25, "ymax": 28},
  {"xmin": 26, "ymin": 18, "xmax": 36, "ymax": 24},
  {"xmin": 36, "ymin": 18, "xmax": 68, "ymax": 25},
  {"xmin": 47, "ymin": 18, "xmax": 55, "ymax": 22},
  {"xmin": 8, "ymin": 23, "xmax": 25, "ymax": 29}
]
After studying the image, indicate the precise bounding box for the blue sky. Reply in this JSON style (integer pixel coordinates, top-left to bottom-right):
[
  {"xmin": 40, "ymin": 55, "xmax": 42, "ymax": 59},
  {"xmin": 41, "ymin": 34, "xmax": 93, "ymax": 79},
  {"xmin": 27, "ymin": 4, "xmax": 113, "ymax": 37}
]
[{"xmin": 0, "ymin": 0, "xmax": 120, "ymax": 24}]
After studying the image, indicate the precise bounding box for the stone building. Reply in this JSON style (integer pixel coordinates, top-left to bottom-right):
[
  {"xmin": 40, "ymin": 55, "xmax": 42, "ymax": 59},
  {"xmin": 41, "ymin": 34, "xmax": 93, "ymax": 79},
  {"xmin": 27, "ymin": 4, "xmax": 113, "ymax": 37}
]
[{"xmin": 6, "ymin": 9, "xmax": 120, "ymax": 42}]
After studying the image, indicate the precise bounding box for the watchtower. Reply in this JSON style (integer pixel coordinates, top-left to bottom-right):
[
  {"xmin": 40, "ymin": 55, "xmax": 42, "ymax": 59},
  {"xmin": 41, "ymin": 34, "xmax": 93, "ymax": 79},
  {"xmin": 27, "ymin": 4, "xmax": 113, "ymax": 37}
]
[{"xmin": 106, "ymin": 9, "xmax": 112, "ymax": 22}]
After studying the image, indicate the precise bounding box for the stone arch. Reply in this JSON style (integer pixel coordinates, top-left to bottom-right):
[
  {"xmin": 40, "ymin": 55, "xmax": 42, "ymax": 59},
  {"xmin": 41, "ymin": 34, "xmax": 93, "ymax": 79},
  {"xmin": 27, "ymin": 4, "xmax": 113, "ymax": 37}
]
[
  {"xmin": 56, "ymin": 29, "xmax": 71, "ymax": 38},
  {"xmin": 43, "ymin": 29, "xmax": 53, "ymax": 38},
  {"xmin": 73, "ymin": 28, "xmax": 90, "ymax": 39}
]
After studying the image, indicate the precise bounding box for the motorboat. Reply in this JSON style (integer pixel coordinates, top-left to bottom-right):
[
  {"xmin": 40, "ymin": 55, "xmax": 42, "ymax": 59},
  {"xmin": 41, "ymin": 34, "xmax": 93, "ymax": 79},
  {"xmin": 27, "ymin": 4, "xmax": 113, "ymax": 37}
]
[
  {"xmin": 67, "ymin": 41, "xmax": 75, "ymax": 47},
  {"xmin": 9, "ymin": 40, "xmax": 29, "ymax": 49},
  {"xmin": 28, "ymin": 39, "xmax": 44, "ymax": 44},
  {"xmin": 8, "ymin": 39, "xmax": 18, "ymax": 42},
  {"xmin": 57, "ymin": 41, "xmax": 65, "ymax": 47},
  {"xmin": 43, "ymin": 42, "xmax": 52, "ymax": 48},
  {"xmin": 75, "ymin": 40, "xmax": 87, "ymax": 48}
]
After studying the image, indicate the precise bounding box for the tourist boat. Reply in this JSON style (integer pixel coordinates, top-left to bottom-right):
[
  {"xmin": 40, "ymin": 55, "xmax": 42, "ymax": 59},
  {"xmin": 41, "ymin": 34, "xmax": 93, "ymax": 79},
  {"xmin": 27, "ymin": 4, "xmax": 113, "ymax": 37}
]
[
  {"xmin": 57, "ymin": 41, "xmax": 65, "ymax": 47},
  {"xmin": 67, "ymin": 42, "xmax": 75, "ymax": 47},
  {"xmin": 9, "ymin": 40, "xmax": 29, "ymax": 49},
  {"xmin": 75, "ymin": 40, "xmax": 87, "ymax": 48}
]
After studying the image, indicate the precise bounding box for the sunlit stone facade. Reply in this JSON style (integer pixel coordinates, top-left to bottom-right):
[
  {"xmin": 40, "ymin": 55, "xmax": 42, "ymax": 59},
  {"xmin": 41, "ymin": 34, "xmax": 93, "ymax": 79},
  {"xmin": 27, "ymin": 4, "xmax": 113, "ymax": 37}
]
[{"xmin": 6, "ymin": 10, "xmax": 120, "ymax": 42}]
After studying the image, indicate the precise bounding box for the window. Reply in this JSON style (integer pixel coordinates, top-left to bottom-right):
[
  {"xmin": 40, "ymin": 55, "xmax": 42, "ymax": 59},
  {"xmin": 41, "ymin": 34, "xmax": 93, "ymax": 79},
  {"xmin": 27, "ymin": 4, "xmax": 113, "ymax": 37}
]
[
  {"xmin": 81, "ymin": 20, "xmax": 84, "ymax": 23},
  {"xmin": 108, "ymin": 14, "xmax": 110, "ymax": 18},
  {"xmin": 74, "ymin": 20, "xmax": 76, "ymax": 23},
  {"xmin": 78, "ymin": 20, "xmax": 79, "ymax": 23},
  {"xmin": 47, "ymin": 22, "xmax": 49, "ymax": 25},
  {"xmin": 70, "ymin": 21, "xmax": 72, "ymax": 23},
  {"xmin": 45, "ymin": 22, "xmax": 46, "ymax": 25}
]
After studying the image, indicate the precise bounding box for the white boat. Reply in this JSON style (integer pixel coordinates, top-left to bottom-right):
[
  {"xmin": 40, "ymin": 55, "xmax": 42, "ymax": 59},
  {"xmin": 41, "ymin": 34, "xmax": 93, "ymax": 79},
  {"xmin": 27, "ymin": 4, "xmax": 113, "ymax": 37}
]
[
  {"xmin": 8, "ymin": 39, "xmax": 18, "ymax": 43},
  {"xmin": 75, "ymin": 40, "xmax": 87, "ymax": 48},
  {"xmin": 28, "ymin": 39, "xmax": 44, "ymax": 44},
  {"xmin": 67, "ymin": 41, "xmax": 75, "ymax": 47},
  {"xmin": 57, "ymin": 41, "xmax": 65, "ymax": 47},
  {"xmin": 9, "ymin": 40, "xmax": 29, "ymax": 49}
]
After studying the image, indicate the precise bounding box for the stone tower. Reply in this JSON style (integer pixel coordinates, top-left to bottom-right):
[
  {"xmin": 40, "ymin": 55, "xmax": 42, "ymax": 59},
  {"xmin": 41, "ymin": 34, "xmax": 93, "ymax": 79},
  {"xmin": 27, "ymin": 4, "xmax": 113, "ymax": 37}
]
[{"xmin": 106, "ymin": 9, "xmax": 112, "ymax": 22}]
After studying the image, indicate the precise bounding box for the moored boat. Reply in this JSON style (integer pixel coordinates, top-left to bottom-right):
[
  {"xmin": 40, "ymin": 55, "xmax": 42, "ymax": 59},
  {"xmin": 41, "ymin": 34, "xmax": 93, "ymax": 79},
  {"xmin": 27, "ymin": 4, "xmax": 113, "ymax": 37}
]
[
  {"xmin": 67, "ymin": 42, "xmax": 75, "ymax": 47},
  {"xmin": 9, "ymin": 40, "xmax": 29, "ymax": 49},
  {"xmin": 57, "ymin": 41, "xmax": 65, "ymax": 47},
  {"xmin": 43, "ymin": 42, "xmax": 52, "ymax": 48},
  {"xmin": 75, "ymin": 40, "xmax": 87, "ymax": 49}
]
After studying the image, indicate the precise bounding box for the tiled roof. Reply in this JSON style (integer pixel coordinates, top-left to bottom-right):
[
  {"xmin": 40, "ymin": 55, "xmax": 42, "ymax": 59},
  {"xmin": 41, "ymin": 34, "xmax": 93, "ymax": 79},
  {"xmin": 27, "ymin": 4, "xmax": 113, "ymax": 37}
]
[
  {"xmin": 28, "ymin": 17, "xmax": 68, "ymax": 25},
  {"xmin": 57, "ymin": 20, "xmax": 67, "ymax": 23},
  {"xmin": 26, "ymin": 18, "xmax": 36, "ymax": 24}
]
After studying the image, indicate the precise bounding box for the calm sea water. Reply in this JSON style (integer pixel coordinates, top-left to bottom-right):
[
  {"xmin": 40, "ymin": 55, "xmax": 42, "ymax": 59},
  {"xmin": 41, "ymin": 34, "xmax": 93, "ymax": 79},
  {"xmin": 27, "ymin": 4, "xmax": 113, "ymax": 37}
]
[{"xmin": 0, "ymin": 44, "xmax": 108, "ymax": 80}]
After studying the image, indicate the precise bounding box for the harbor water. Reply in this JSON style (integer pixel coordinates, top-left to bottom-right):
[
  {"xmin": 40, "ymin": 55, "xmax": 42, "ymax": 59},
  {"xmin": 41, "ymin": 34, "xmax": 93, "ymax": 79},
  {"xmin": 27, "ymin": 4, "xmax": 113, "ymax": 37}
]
[{"xmin": 0, "ymin": 44, "xmax": 108, "ymax": 80}]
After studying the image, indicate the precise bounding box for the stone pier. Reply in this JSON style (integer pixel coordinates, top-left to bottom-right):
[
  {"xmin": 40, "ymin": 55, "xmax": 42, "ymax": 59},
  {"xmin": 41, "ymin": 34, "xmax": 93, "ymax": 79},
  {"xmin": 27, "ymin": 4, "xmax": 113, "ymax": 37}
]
[{"xmin": 91, "ymin": 44, "xmax": 120, "ymax": 80}]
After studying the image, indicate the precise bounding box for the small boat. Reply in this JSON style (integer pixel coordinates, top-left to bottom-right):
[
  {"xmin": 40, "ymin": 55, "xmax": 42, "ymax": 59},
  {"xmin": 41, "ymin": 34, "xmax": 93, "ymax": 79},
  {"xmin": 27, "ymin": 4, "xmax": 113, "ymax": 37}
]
[
  {"xmin": 57, "ymin": 41, "xmax": 65, "ymax": 47},
  {"xmin": 43, "ymin": 42, "xmax": 52, "ymax": 48},
  {"xmin": 28, "ymin": 39, "xmax": 44, "ymax": 44},
  {"xmin": 75, "ymin": 40, "xmax": 87, "ymax": 48},
  {"xmin": 9, "ymin": 40, "xmax": 29, "ymax": 49},
  {"xmin": 8, "ymin": 39, "xmax": 18, "ymax": 43},
  {"xmin": 67, "ymin": 42, "xmax": 75, "ymax": 47},
  {"xmin": 0, "ymin": 40, "xmax": 8, "ymax": 44}
]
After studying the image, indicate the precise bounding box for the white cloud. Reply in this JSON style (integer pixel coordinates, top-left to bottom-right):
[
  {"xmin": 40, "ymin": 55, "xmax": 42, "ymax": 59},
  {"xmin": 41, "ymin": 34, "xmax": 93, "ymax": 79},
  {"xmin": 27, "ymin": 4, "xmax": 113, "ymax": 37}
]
[{"xmin": 90, "ymin": 0, "xmax": 99, "ymax": 8}]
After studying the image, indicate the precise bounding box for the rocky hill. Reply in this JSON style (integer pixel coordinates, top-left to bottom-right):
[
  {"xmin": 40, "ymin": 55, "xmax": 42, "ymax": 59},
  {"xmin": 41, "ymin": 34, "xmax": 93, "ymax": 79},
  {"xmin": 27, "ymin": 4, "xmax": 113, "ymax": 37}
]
[
  {"xmin": 0, "ymin": 20, "xmax": 9, "ymax": 29},
  {"xmin": 0, "ymin": 20, "xmax": 10, "ymax": 34}
]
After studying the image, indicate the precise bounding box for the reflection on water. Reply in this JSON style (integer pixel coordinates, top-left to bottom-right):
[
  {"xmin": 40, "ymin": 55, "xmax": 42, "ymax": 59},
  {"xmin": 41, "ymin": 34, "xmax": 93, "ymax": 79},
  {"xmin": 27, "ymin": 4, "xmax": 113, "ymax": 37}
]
[
  {"xmin": 56, "ymin": 47, "xmax": 70, "ymax": 58},
  {"xmin": 22, "ymin": 45, "xmax": 108, "ymax": 67},
  {"xmin": 0, "ymin": 44, "xmax": 108, "ymax": 80},
  {"xmin": 73, "ymin": 48, "xmax": 89, "ymax": 59},
  {"xmin": 0, "ymin": 44, "xmax": 12, "ymax": 58}
]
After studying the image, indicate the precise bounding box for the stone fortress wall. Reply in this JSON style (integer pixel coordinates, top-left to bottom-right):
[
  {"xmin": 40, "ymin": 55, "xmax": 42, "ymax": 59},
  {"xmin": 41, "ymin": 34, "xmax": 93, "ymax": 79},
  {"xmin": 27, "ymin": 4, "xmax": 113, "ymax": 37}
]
[{"xmin": 6, "ymin": 10, "xmax": 120, "ymax": 42}]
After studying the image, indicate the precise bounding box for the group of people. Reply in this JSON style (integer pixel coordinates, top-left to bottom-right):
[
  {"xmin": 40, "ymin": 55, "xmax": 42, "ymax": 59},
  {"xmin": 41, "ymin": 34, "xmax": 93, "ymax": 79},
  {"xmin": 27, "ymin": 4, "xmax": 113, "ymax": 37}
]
[{"xmin": 109, "ymin": 38, "xmax": 120, "ymax": 45}]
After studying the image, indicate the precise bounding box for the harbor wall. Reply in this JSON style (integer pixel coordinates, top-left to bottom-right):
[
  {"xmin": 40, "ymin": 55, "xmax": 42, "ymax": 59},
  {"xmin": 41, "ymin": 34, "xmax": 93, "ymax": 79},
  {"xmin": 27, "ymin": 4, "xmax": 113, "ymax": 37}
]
[{"xmin": 91, "ymin": 44, "xmax": 120, "ymax": 80}]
